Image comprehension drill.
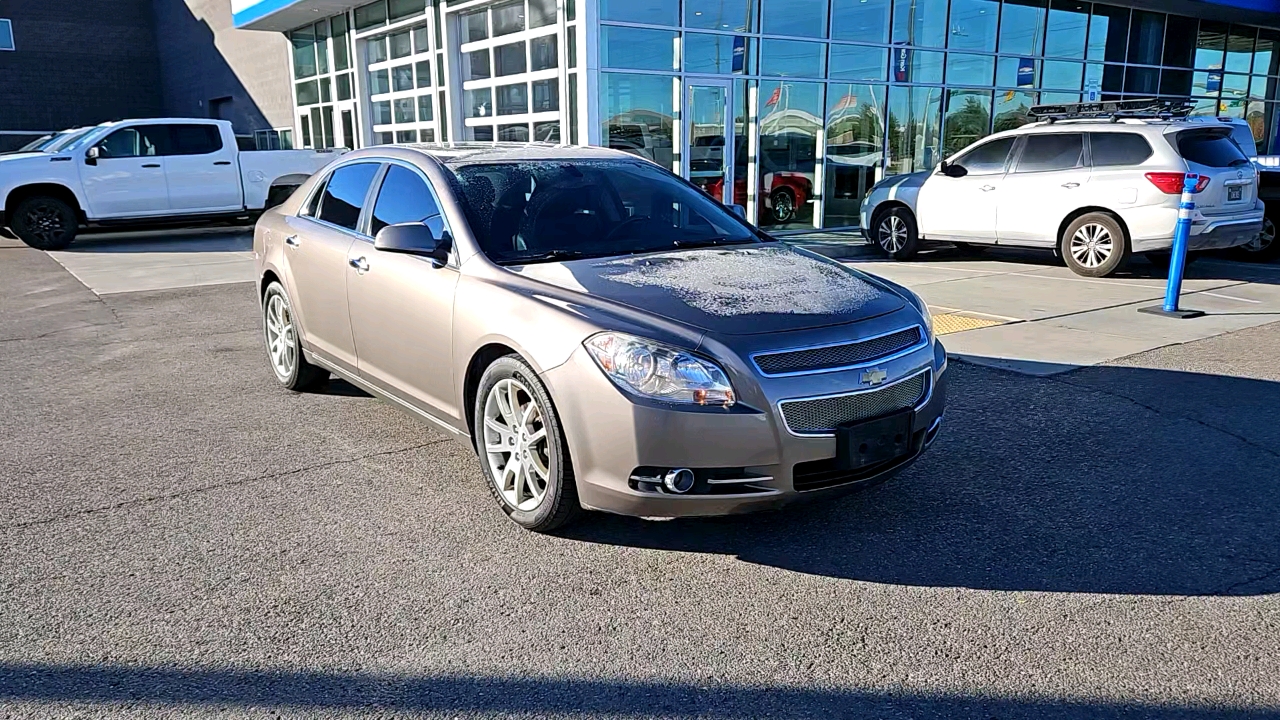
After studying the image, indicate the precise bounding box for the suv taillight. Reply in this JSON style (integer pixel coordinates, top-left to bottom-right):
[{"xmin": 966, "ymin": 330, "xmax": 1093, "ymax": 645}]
[{"xmin": 1145, "ymin": 172, "xmax": 1210, "ymax": 194}]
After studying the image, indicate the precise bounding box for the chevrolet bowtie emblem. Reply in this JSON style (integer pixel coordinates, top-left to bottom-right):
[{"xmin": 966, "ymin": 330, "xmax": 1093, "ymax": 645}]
[{"xmin": 861, "ymin": 368, "xmax": 889, "ymax": 386}]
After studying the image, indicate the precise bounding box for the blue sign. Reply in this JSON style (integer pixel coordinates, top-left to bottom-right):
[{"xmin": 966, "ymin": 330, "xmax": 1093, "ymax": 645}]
[
  {"xmin": 894, "ymin": 46, "xmax": 911, "ymax": 83},
  {"xmin": 732, "ymin": 36, "xmax": 745, "ymax": 74},
  {"xmin": 1017, "ymin": 57, "xmax": 1035, "ymax": 88},
  {"xmin": 1207, "ymin": 72, "xmax": 1223, "ymax": 93}
]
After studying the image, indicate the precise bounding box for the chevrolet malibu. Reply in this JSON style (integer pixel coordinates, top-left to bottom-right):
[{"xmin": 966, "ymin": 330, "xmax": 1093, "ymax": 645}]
[{"xmin": 255, "ymin": 145, "xmax": 947, "ymax": 532}]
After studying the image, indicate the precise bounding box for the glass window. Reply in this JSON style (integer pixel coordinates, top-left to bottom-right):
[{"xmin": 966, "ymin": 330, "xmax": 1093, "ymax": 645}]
[
  {"xmin": 1045, "ymin": 0, "xmax": 1088, "ymax": 59},
  {"xmin": 948, "ymin": 0, "xmax": 999, "ymax": 53},
  {"xmin": 315, "ymin": 22, "xmax": 330, "ymax": 75},
  {"xmin": 390, "ymin": 30, "xmax": 412, "ymax": 59},
  {"xmin": 601, "ymin": 73, "xmax": 676, "ymax": 170},
  {"xmin": 495, "ymin": 41, "xmax": 527, "ymax": 76},
  {"xmin": 1102, "ymin": 63, "xmax": 1124, "ymax": 93},
  {"xmin": 493, "ymin": 0, "xmax": 525, "ymax": 36},
  {"xmin": 333, "ymin": 14, "xmax": 351, "ymax": 71},
  {"xmin": 531, "ymin": 34, "xmax": 557, "ymax": 71},
  {"xmin": 761, "ymin": 39, "xmax": 825, "ymax": 78},
  {"xmin": 1226, "ymin": 27, "xmax": 1257, "ymax": 74},
  {"xmin": 395, "ymin": 97, "xmax": 416, "ymax": 123},
  {"xmin": 946, "ymin": 53, "xmax": 994, "ymax": 86},
  {"xmin": 686, "ymin": 0, "xmax": 754, "ymax": 33},
  {"xmin": 1090, "ymin": 133, "xmax": 1152, "ymax": 166},
  {"xmin": 464, "ymin": 49, "xmax": 491, "ymax": 81},
  {"xmin": 1088, "ymin": 5, "xmax": 1129, "ymax": 63},
  {"xmin": 1124, "ymin": 67, "xmax": 1159, "ymax": 95},
  {"xmin": 1160, "ymin": 69, "xmax": 1193, "ymax": 96},
  {"xmin": 532, "ymin": 79, "xmax": 559, "ymax": 111},
  {"xmin": 439, "ymin": 90, "xmax": 449, "ymax": 140},
  {"xmin": 466, "ymin": 88, "xmax": 494, "ymax": 118},
  {"xmin": 1163, "ymin": 15, "xmax": 1197, "ymax": 69},
  {"xmin": 999, "ymin": 0, "xmax": 1046, "ymax": 57},
  {"xmin": 296, "ymin": 80, "xmax": 320, "ymax": 106},
  {"xmin": 994, "ymin": 89, "xmax": 1036, "ymax": 131},
  {"xmin": 393, "ymin": 65, "xmax": 414, "ymax": 92},
  {"xmin": 496, "ymin": 83, "xmax": 528, "ymax": 115},
  {"xmin": 1127, "ymin": 11, "xmax": 1163, "ymax": 66},
  {"xmin": 1015, "ymin": 133, "xmax": 1083, "ymax": 172},
  {"xmin": 832, "ymin": 0, "xmax": 889, "ymax": 44},
  {"xmin": 601, "ymin": 27, "xmax": 676, "ymax": 71},
  {"xmin": 952, "ymin": 135, "xmax": 1013, "ymax": 176},
  {"xmin": 887, "ymin": 85, "xmax": 943, "ymax": 175},
  {"xmin": 1255, "ymin": 29, "xmax": 1280, "ymax": 76},
  {"xmin": 1197, "ymin": 21, "xmax": 1227, "ymax": 71},
  {"xmin": 830, "ymin": 45, "xmax": 887, "ymax": 82},
  {"xmin": 318, "ymin": 163, "xmax": 379, "ymax": 230},
  {"xmin": 320, "ymin": 77, "xmax": 332, "ymax": 103},
  {"xmin": 824, "ymin": 84, "xmax": 885, "ymax": 228},
  {"xmin": 337, "ymin": 73, "xmax": 353, "ymax": 101},
  {"xmin": 422, "ymin": 128, "xmax": 436, "ymax": 143},
  {"xmin": 761, "ymin": 0, "xmax": 826, "ymax": 38},
  {"xmin": 373, "ymin": 131, "xmax": 393, "ymax": 145},
  {"xmin": 686, "ymin": 33, "xmax": 751, "ymax": 75},
  {"xmin": 1041, "ymin": 60, "xmax": 1083, "ymax": 90},
  {"xmin": 462, "ymin": 9, "xmax": 488, "ymax": 42},
  {"xmin": 367, "ymin": 37, "xmax": 388, "ymax": 64},
  {"xmin": 373, "ymin": 101, "xmax": 393, "ymax": 125},
  {"xmin": 944, "ymin": 90, "xmax": 994, "ymax": 156},
  {"xmin": 388, "ymin": 0, "xmax": 425, "ymax": 21},
  {"xmin": 416, "ymin": 60, "xmax": 432, "ymax": 88},
  {"xmin": 534, "ymin": 121, "xmax": 561, "ymax": 142},
  {"xmin": 997, "ymin": 57, "xmax": 1038, "ymax": 87},
  {"xmin": 892, "ymin": 0, "xmax": 947, "ymax": 48},
  {"xmin": 396, "ymin": 130, "xmax": 418, "ymax": 143},
  {"xmin": 498, "ymin": 123, "xmax": 530, "ymax": 141},
  {"xmin": 1193, "ymin": 71, "xmax": 1220, "ymax": 97},
  {"xmin": 529, "ymin": 0, "xmax": 557, "ymax": 28},
  {"xmin": 413, "ymin": 25, "xmax": 431, "ymax": 54},
  {"xmin": 168, "ymin": 125, "xmax": 222, "ymax": 156},
  {"xmin": 758, "ymin": 81, "xmax": 820, "ymax": 229},
  {"xmin": 291, "ymin": 27, "xmax": 317, "ymax": 79},
  {"xmin": 1176, "ymin": 129, "xmax": 1249, "ymax": 167},
  {"xmin": 600, "ymin": 0, "xmax": 677, "ymax": 26},
  {"xmin": 569, "ymin": 74, "xmax": 580, "ymax": 144},
  {"xmin": 568, "ymin": 31, "xmax": 577, "ymax": 68},
  {"xmin": 98, "ymin": 126, "xmax": 165, "ymax": 158},
  {"xmin": 370, "ymin": 165, "xmax": 439, "ymax": 235},
  {"xmin": 370, "ymin": 68, "xmax": 390, "ymax": 95},
  {"xmin": 418, "ymin": 95, "xmax": 435, "ymax": 121},
  {"xmin": 354, "ymin": 1, "xmax": 388, "ymax": 31},
  {"xmin": 894, "ymin": 50, "xmax": 943, "ymax": 84}
]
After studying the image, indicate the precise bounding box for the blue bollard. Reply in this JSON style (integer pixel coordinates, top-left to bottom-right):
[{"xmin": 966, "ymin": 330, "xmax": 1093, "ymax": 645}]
[{"xmin": 1139, "ymin": 173, "xmax": 1205, "ymax": 319}]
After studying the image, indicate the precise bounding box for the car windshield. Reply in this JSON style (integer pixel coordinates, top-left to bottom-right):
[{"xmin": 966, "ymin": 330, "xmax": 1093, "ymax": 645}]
[
  {"xmin": 451, "ymin": 159, "xmax": 765, "ymax": 265},
  {"xmin": 43, "ymin": 128, "xmax": 95, "ymax": 153}
]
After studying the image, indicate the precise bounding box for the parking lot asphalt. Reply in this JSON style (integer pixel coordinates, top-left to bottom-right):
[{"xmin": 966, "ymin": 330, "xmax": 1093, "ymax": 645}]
[{"xmin": 2, "ymin": 235, "xmax": 1280, "ymax": 718}]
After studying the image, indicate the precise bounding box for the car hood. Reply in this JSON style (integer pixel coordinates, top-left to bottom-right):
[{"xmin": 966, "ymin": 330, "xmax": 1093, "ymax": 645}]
[
  {"xmin": 0, "ymin": 152, "xmax": 47, "ymax": 163},
  {"xmin": 510, "ymin": 244, "xmax": 906, "ymax": 336}
]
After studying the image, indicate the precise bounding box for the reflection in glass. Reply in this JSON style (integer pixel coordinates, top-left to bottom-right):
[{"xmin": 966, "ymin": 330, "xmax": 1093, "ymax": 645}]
[
  {"xmin": 1192, "ymin": 71, "xmax": 1221, "ymax": 97},
  {"xmin": 601, "ymin": 26, "xmax": 676, "ymax": 71},
  {"xmin": 830, "ymin": 45, "xmax": 888, "ymax": 82},
  {"xmin": 495, "ymin": 41, "xmax": 527, "ymax": 76},
  {"xmin": 462, "ymin": 10, "xmax": 488, "ymax": 43},
  {"xmin": 394, "ymin": 98, "xmax": 416, "ymax": 124},
  {"xmin": 464, "ymin": 49, "xmax": 491, "ymax": 80},
  {"xmin": 600, "ymin": 0, "xmax": 678, "ymax": 26},
  {"xmin": 1045, "ymin": 1, "xmax": 1088, "ymax": 59},
  {"xmin": 686, "ymin": 0, "xmax": 754, "ymax": 33},
  {"xmin": 493, "ymin": 0, "xmax": 526, "ymax": 36},
  {"xmin": 1163, "ymin": 15, "xmax": 1197, "ymax": 69},
  {"xmin": 418, "ymin": 95, "xmax": 434, "ymax": 121},
  {"xmin": 601, "ymin": 73, "xmax": 676, "ymax": 170},
  {"xmin": 1189, "ymin": 97, "xmax": 1219, "ymax": 117},
  {"xmin": 367, "ymin": 36, "xmax": 388, "ymax": 64},
  {"xmin": 369, "ymin": 69, "xmax": 390, "ymax": 95},
  {"xmin": 1041, "ymin": 60, "xmax": 1083, "ymax": 90},
  {"xmin": 687, "ymin": 85, "xmax": 728, "ymax": 201},
  {"xmin": 292, "ymin": 26, "xmax": 317, "ymax": 79},
  {"xmin": 498, "ymin": 124, "xmax": 530, "ymax": 142},
  {"xmin": 997, "ymin": 57, "xmax": 1038, "ymax": 87},
  {"xmin": 762, "ymin": 0, "xmax": 827, "ymax": 38},
  {"xmin": 531, "ymin": 35, "xmax": 558, "ymax": 71},
  {"xmin": 393, "ymin": 65, "xmax": 414, "ymax": 92},
  {"xmin": 893, "ymin": 50, "xmax": 943, "ymax": 84},
  {"xmin": 1255, "ymin": 29, "xmax": 1280, "ymax": 75},
  {"xmin": 534, "ymin": 121, "xmax": 560, "ymax": 142},
  {"xmin": 373, "ymin": 100, "xmax": 392, "ymax": 125},
  {"xmin": 390, "ymin": 30, "xmax": 412, "ymax": 59},
  {"xmin": 832, "ymin": 0, "xmax": 890, "ymax": 44},
  {"xmin": 948, "ymin": 0, "xmax": 999, "ymax": 53},
  {"xmin": 892, "ymin": 0, "xmax": 948, "ymax": 48},
  {"xmin": 468, "ymin": 125, "xmax": 495, "ymax": 142},
  {"xmin": 397, "ymin": 130, "xmax": 417, "ymax": 143},
  {"xmin": 1127, "ymin": 11, "xmax": 1164, "ymax": 66},
  {"xmin": 1197, "ymin": 22, "xmax": 1227, "ymax": 71},
  {"xmin": 333, "ymin": 15, "xmax": 351, "ymax": 71},
  {"xmin": 1160, "ymin": 69, "xmax": 1193, "ymax": 96},
  {"xmin": 824, "ymin": 84, "xmax": 885, "ymax": 228},
  {"xmin": 1088, "ymin": 5, "xmax": 1129, "ymax": 63},
  {"xmin": 1226, "ymin": 27, "xmax": 1257, "ymax": 74},
  {"xmin": 465, "ymin": 88, "xmax": 493, "ymax": 118},
  {"xmin": 943, "ymin": 89, "xmax": 991, "ymax": 156},
  {"xmin": 532, "ymin": 79, "xmax": 559, "ymax": 111},
  {"xmin": 945, "ymin": 53, "xmax": 995, "ymax": 86},
  {"xmin": 686, "ymin": 33, "xmax": 751, "ymax": 75},
  {"xmin": 757, "ymin": 81, "xmax": 822, "ymax": 229},
  {"xmin": 416, "ymin": 60, "xmax": 432, "ymax": 88},
  {"xmin": 887, "ymin": 85, "xmax": 942, "ymax": 175},
  {"xmin": 734, "ymin": 79, "xmax": 751, "ymax": 207},
  {"xmin": 999, "ymin": 0, "xmax": 1046, "ymax": 57},
  {"xmin": 994, "ymin": 89, "xmax": 1037, "ymax": 132},
  {"xmin": 760, "ymin": 39, "xmax": 826, "ymax": 78},
  {"xmin": 1222, "ymin": 73, "xmax": 1249, "ymax": 118},
  {"xmin": 496, "ymin": 83, "xmax": 528, "ymax": 115},
  {"xmin": 1124, "ymin": 67, "xmax": 1159, "ymax": 95}
]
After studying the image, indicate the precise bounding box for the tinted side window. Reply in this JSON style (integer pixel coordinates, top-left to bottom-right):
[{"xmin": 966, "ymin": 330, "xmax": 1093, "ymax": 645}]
[
  {"xmin": 1177, "ymin": 130, "xmax": 1249, "ymax": 168},
  {"xmin": 370, "ymin": 165, "xmax": 441, "ymax": 235},
  {"xmin": 97, "ymin": 127, "xmax": 166, "ymax": 158},
  {"xmin": 1090, "ymin": 133, "xmax": 1153, "ymax": 167},
  {"xmin": 168, "ymin": 124, "xmax": 223, "ymax": 155},
  {"xmin": 302, "ymin": 178, "xmax": 328, "ymax": 217},
  {"xmin": 317, "ymin": 163, "xmax": 380, "ymax": 231},
  {"xmin": 954, "ymin": 137, "xmax": 1016, "ymax": 174},
  {"xmin": 1015, "ymin": 134, "xmax": 1085, "ymax": 173}
]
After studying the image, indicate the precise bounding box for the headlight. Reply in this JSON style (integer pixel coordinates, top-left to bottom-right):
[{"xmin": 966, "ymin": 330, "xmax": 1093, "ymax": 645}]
[
  {"xmin": 584, "ymin": 332, "xmax": 736, "ymax": 407},
  {"xmin": 905, "ymin": 288, "xmax": 934, "ymax": 339}
]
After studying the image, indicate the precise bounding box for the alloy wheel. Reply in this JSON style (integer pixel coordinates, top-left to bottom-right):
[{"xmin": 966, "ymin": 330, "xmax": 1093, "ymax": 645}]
[
  {"xmin": 1244, "ymin": 217, "xmax": 1275, "ymax": 253},
  {"xmin": 24, "ymin": 203, "xmax": 68, "ymax": 245},
  {"xmin": 483, "ymin": 378, "xmax": 550, "ymax": 512},
  {"xmin": 1070, "ymin": 223, "xmax": 1114, "ymax": 268},
  {"xmin": 772, "ymin": 193, "xmax": 795, "ymax": 222},
  {"xmin": 264, "ymin": 292, "xmax": 298, "ymax": 379},
  {"xmin": 879, "ymin": 214, "xmax": 907, "ymax": 254}
]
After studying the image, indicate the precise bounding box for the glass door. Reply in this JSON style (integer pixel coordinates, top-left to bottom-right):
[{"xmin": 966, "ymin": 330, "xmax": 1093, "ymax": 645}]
[{"xmin": 685, "ymin": 80, "xmax": 735, "ymax": 204}]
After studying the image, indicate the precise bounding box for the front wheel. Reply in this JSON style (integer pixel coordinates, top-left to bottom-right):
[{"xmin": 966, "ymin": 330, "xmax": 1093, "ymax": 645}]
[
  {"xmin": 475, "ymin": 355, "xmax": 582, "ymax": 532},
  {"xmin": 262, "ymin": 281, "xmax": 329, "ymax": 392},
  {"xmin": 1232, "ymin": 216, "xmax": 1279, "ymax": 262},
  {"xmin": 874, "ymin": 207, "xmax": 919, "ymax": 260},
  {"xmin": 1061, "ymin": 213, "xmax": 1129, "ymax": 278},
  {"xmin": 770, "ymin": 188, "xmax": 797, "ymax": 223},
  {"xmin": 11, "ymin": 196, "xmax": 78, "ymax": 250}
]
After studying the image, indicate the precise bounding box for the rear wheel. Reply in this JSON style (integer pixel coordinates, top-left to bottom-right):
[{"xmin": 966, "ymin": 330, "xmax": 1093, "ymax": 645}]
[
  {"xmin": 11, "ymin": 196, "xmax": 78, "ymax": 250},
  {"xmin": 874, "ymin": 207, "xmax": 919, "ymax": 260},
  {"xmin": 1061, "ymin": 213, "xmax": 1129, "ymax": 278},
  {"xmin": 1232, "ymin": 215, "xmax": 1279, "ymax": 262},
  {"xmin": 262, "ymin": 281, "xmax": 329, "ymax": 392},
  {"xmin": 770, "ymin": 188, "xmax": 797, "ymax": 223}
]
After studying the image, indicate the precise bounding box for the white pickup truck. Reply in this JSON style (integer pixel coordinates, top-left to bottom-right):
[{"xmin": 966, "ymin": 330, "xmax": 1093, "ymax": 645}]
[{"xmin": 0, "ymin": 118, "xmax": 342, "ymax": 250}]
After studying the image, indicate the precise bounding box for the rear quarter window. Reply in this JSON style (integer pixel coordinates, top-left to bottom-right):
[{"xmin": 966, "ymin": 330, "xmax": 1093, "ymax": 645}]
[
  {"xmin": 1176, "ymin": 130, "xmax": 1249, "ymax": 168},
  {"xmin": 1089, "ymin": 133, "xmax": 1153, "ymax": 167}
]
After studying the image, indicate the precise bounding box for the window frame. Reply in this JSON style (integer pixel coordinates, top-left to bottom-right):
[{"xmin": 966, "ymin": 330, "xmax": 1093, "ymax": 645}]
[
  {"xmin": 302, "ymin": 160, "xmax": 385, "ymax": 236},
  {"xmin": 362, "ymin": 160, "xmax": 458, "ymax": 265},
  {"xmin": 950, "ymin": 135, "xmax": 1018, "ymax": 175}
]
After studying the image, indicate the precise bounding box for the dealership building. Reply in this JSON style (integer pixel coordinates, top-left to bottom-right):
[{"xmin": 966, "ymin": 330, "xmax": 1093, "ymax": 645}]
[{"xmin": 234, "ymin": 0, "xmax": 1280, "ymax": 231}]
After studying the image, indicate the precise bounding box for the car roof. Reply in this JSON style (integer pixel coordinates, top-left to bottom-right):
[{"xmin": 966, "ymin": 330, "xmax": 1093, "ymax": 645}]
[
  {"xmin": 1017, "ymin": 116, "xmax": 1246, "ymax": 133},
  {"xmin": 360, "ymin": 142, "xmax": 641, "ymax": 168}
]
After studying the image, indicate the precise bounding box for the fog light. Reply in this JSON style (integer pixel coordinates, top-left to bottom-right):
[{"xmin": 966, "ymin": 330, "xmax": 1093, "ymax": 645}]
[{"xmin": 663, "ymin": 468, "xmax": 696, "ymax": 494}]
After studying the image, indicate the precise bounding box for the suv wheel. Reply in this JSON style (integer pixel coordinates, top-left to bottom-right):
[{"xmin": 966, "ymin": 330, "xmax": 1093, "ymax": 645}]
[
  {"xmin": 11, "ymin": 196, "xmax": 78, "ymax": 250},
  {"xmin": 875, "ymin": 207, "xmax": 919, "ymax": 260},
  {"xmin": 1061, "ymin": 213, "xmax": 1129, "ymax": 278},
  {"xmin": 1233, "ymin": 215, "xmax": 1279, "ymax": 262}
]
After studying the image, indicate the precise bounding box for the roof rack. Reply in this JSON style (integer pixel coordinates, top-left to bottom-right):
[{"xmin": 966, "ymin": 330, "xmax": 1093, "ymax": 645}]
[{"xmin": 1027, "ymin": 98, "xmax": 1195, "ymax": 124}]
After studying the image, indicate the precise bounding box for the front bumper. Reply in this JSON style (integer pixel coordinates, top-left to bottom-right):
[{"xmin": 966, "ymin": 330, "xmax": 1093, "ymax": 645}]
[{"xmin": 543, "ymin": 338, "xmax": 948, "ymax": 518}]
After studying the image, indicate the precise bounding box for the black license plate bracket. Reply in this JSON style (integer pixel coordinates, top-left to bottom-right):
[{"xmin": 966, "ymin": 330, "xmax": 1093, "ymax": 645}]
[{"xmin": 836, "ymin": 411, "xmax": 914, "ymax": 471}]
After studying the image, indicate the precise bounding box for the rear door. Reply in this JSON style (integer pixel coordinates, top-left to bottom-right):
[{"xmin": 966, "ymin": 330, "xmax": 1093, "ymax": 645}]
[
  {"xmin": 1173, "ymin": 128, "xmax": 1257, "ymax": 216},
  {"xmin": 163, "ymin": 124, "xmax": 243, "ymax": 213},
  {"xmin": 79, "ymin": 125, "xmax": 170, "ymax": 218},
  {"xmin": 997, "ymin": 133, "xmax": 1090, "ymax": 246},
  {"xmin": 916, "ymin": 136, "xmax": 1016, "ymax": 242}
]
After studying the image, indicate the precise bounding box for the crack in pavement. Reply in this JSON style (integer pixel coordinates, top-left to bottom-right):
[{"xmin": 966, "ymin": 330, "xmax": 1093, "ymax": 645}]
[
  {"xmin": 1, "ymin": 438, "xmax": 453, "ymax": 533},
  {"xmin": 1222, "ymin": 565, "xmax": 1280, "ymax": 595}
]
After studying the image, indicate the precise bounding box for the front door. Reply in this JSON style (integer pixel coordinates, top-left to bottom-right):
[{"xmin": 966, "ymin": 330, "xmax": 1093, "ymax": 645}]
[
  {"xmin": 916, "ymin": 135, "xmax": 1017, "ymax": 242},
  {"xmin": 80, "ymin": 125, "xmax": 171, "ymax": 218},
  {"xmin": 684, "ymin": 80, "xmax": 735, "ymax": 204}
]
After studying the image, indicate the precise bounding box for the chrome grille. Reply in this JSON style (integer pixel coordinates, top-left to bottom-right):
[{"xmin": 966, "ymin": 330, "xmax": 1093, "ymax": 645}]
[
  {"xmin": 754, "ymin": 327, "xmax": 924, "ymax": 376},
  {"xmin": 779, "ymin": 371, "xmax": 929, "ymax": 435}
]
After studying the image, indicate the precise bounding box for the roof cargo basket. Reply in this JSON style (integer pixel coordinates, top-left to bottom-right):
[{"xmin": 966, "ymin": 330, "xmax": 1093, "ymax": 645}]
[{"xmin": 1027, "ymin": 98, "xmax": 1194, "ymax": 123}]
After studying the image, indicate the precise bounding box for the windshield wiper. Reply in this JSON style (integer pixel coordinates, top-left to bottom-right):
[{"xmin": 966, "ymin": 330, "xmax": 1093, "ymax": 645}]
[
  {"xmin": 498, "ymin": 249, "xmax": 594, "ymax": 265},
  {"xmin": 672, "ymin": 236, "xmax": 756, "ymax": 249}
]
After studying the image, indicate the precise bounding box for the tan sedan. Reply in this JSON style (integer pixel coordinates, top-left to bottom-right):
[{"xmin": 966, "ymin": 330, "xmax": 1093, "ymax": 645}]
[{"xmin": 255, "ymin": 145, "xmax": 947, "ymax": 532}]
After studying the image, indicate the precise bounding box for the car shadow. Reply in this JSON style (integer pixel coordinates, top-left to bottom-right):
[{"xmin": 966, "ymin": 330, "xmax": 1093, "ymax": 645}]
[
  {"xmin": 60, "ymin": 227, "xmax": 254, "ymax": 254},
  {"xmin": 315, "ymin": 377, "xmax": 373, "ymax": 398},
  {"xmin": 561, "ymin": 360, "xmax": 1280, "ymax": 597}
]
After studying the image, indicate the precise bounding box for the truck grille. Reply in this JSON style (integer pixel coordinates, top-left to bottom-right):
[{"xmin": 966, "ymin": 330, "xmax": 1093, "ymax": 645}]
[
  {"xmin": 753, "ymin": 327, "xmax": 924, "ymax": 376},
  {"xmin": 779, "ymin": 370, "xmax": 929, "ymax": 435}
]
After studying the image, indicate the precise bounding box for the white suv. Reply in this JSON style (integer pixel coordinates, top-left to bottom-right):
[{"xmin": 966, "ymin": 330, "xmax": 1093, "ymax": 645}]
[{"xmin": 859, "ymin": 102, "xmax": 1265, "ymax": 277}]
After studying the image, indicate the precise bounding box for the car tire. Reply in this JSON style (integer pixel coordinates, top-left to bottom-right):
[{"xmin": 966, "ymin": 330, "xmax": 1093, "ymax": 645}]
[
  {"xmin": 1061, "ymin": 213, "xmax": 1129, "ymax": 278},
  {"xmin": 474, "ymin": 355, "xmax": 582, "ymax": 533},
  {"xmin": 873, "ymin": 207, "xmax": 919, "ymax": 260},
  {"xmin": 770, "ymin": 188, "xmax": 797, "ymax": 223},
  {"xmin": 262, "ymin": 281, "xmax": 329, "ymax": 392},
  {"xmin": 11, "ymin": 196, "xmax": 78, "ymax": 251},
  {"xmin": 1231, "ymin": 215, "xmax": 1280, "ymax": 262}
]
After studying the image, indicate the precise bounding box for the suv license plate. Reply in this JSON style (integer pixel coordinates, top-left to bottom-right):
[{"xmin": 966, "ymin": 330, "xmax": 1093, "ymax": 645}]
[
  {"xmin": 1228, "ymin": 185, "xmax": 1244, "ymax": 202},
  {"xmin": 836, "ymin": 411, "xmax": 913, "ymax": 470}
]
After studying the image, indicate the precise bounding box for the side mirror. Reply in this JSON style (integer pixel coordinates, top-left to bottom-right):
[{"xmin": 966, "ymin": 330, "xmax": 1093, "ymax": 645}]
[
  {"xmin": 85, "ymin": 147, "xmax": 100, "ymax": 166},
  {"xmin": 730, "ymin": 204, "xmax": 747, "ymax": 219},
  {"xmin": 374, "ymin": 222, "xmax": 449, "ymax": 267},
  {"xmin": 940, "ymin": 161, "xmax": 967, "ymax": 178}
]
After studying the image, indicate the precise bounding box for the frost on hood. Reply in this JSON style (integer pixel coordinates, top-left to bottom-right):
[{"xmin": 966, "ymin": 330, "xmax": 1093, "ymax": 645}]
[{"xmin": 596, "ymin": 247, "xmax": 883, "ymax": 317}]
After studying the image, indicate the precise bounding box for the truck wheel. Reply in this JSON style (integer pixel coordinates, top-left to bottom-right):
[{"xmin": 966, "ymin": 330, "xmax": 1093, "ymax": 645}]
[
  {"xmin": 874, "ymin": 207, "xmax": 919, "ymax": 260},
  {"xmin": 770, "ymin": 188, "xmax": 796, "ymax": 223},
  {"xmin": 1061, "ymin": 213, "xmax": 1129, "ymax": 278},
  {"xmin": 11, "ymin": 196, "xmax": 78, "ymax": 251},
  {"xmin": 1232, "ymin": 216, "xmax": 1279, "ymax": 262}
]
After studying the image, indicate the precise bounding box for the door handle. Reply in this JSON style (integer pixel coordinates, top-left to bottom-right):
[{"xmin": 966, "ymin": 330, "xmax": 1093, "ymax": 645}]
[
  {"xmin": 349, "ymin": 256, "xmax": 370, "ymax": 273},
  {"xmin": 214, "ymin": 161, "xmax": 232, "ymax": 166},
  {"xmin": 1061, "ymin": 182, "xmax": 1080, "ymax": 189},
  {"xmin": 980, "ymin": 185, "xmax": 996, "ymax": 192},
  {"xmin": 284, "ymin": 235, "xmax": 300, "ymax": 247},
  {"xmin": 142, "ymin": 163, "xmax": 161, "ymax": 168}
]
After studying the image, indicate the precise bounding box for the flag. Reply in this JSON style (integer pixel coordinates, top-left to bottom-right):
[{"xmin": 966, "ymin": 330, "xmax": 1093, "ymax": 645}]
[
  {"xmin": 766, "ymin": 87, "xmax": 781, "ymax": 106},
  {"xmin": 834, "ymin": 94, "xmax": 857, "ymax": 112}
]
